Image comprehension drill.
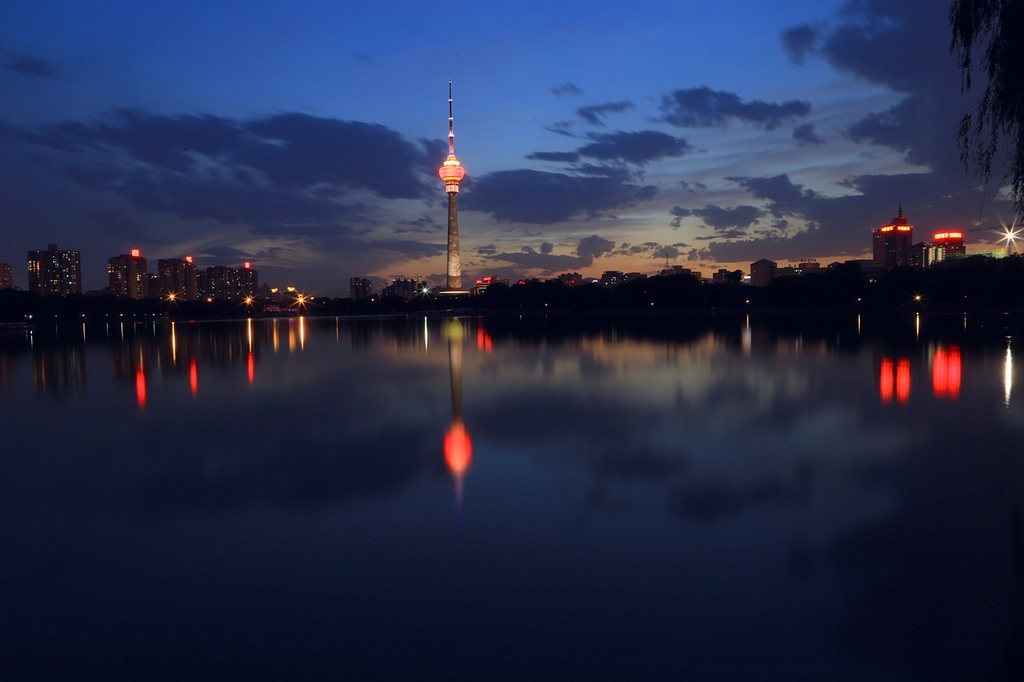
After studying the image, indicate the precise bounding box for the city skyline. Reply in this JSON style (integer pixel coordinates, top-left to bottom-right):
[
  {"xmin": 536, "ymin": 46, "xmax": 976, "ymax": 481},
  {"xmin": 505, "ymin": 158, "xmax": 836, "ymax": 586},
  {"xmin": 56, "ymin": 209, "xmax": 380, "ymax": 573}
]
[{"xmin": 1, "ymin": 0, "xmax": 1019, "ymax": 296}]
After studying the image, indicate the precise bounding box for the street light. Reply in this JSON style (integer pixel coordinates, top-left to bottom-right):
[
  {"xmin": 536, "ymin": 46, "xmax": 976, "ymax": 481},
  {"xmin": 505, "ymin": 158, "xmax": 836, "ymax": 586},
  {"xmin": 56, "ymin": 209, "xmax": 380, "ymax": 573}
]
[{"xmin": 1003, "ymin": 226, "xmax": 1020, "ymax": 255}]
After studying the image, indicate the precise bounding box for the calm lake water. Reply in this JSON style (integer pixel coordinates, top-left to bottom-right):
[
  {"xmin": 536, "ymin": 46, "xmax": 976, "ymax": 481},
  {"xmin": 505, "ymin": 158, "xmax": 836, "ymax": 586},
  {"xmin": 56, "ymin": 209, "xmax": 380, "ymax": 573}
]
[{"xmin": 3, "ymin": 312, "xmax": 1024, "ymax": 680}]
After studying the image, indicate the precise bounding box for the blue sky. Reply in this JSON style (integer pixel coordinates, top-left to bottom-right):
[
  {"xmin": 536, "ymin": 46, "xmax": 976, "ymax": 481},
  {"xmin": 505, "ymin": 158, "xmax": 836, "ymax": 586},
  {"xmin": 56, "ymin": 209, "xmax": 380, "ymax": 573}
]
[{"xmin": 0, "ymin": 0, "xmax": 1014, "ymax": 295}]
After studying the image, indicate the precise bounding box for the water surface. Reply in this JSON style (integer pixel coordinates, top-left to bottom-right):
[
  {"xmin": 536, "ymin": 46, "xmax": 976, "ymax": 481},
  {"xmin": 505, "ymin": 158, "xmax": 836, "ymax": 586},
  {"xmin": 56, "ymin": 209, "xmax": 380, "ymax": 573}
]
[{"xmin": 2, "ymin": 313, "xmax": 1023, "ymax": 680}]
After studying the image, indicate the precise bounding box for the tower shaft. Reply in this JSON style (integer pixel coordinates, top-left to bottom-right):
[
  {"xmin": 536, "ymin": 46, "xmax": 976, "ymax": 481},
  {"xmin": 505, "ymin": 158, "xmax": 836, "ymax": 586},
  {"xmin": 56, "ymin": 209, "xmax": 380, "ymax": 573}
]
[
  {"xmin": 438, "ymin": 80, "xmax": 467, "ymax": 294},
  {"xmin": 447, "ymin": 194, "xmax": 461, "ymax": 290}
]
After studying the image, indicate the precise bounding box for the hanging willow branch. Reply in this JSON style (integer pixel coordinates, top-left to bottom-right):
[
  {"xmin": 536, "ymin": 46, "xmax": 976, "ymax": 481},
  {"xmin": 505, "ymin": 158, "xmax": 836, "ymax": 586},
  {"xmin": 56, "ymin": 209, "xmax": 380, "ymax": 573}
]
[{"xmin": 949, "ymin": 0, "xmax": 1024, "ymax": 213}]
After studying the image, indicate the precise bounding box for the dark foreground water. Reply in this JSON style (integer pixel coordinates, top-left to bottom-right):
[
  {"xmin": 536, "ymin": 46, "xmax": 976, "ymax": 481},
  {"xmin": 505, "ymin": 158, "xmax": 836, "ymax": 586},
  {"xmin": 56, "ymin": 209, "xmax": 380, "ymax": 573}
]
[{"xmin": 2, "ymin": 311, "xmax": 1024, "ymax": 681}]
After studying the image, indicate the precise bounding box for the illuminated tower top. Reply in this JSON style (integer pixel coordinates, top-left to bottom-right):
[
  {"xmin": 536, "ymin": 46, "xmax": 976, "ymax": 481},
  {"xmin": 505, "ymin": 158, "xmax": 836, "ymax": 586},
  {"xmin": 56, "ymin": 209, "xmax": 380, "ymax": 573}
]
[{"xmin": 438, "ymin": 80, "xmax": 466, "ymax": 193}]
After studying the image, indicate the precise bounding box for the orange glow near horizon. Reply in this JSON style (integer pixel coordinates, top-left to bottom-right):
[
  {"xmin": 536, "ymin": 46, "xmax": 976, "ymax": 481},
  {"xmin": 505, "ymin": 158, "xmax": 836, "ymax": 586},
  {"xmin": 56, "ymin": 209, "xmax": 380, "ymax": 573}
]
[
  {"xmin": 444, "ymin": 419, "xmax": 472, "ymax": 477},
  {"xmin": 135, "ymin": 365, "xmax": 146, "ymax": 410},
  {"xmin": 932, "ymin": 345, "xmax": 962, "ymax": 399}
]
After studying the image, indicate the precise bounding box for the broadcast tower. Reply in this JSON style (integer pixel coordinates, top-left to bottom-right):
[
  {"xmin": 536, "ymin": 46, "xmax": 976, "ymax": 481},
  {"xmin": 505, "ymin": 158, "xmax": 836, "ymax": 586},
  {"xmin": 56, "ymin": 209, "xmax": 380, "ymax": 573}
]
[{"xmin": 438, "ymin": 81, "xmax": 468, "ymax": 294}]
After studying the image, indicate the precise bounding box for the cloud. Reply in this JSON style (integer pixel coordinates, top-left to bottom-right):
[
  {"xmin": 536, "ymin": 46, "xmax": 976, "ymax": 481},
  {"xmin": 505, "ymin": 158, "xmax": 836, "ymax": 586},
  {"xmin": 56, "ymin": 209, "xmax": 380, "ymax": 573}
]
[
  {"xmin": 14, "ymin": 109, "xmax": 442, "ymax": 245},
  {"xmin": 659, "ymin": 86, "xmax": 811, "ymax": 131},
  {"xmin": 577, "ymin": 130, "xmax": 692, "ymax": 165},
  {"xmin": 671, "ymin": 204, "xmax": 763, "ymax": 234},
  {"xmin": 792, "ymin": 123, "xmax": 825, "ymax": 146},
  {"xmin": 782, "ymin": 24, "xmax": 818, "ymax": 65},
  {"xmin": 576, "ymin": 234, "xmax": 615, "ymax": 259},
  {"xmin": 4, "ymin": 52, "xmax": 55, "ymax": 77},
  {"xmin": 682, "ymin": 0, "xmax": 1015, "ymax": 264},
  {"xmin": 575, "ymin": 100, "xmax": 634, "ymax": 126},
  {"xmin": 461, "ymin": 169, "xmax": 657, "ymax": 224},
  {"xmin": 482, "ymin": 234, "xmax": 615, "ymax": 272},
  {"xmin": 29, "ymin": 109, "xmax": 436, "ymax": 200},
  {"xmin": 528, "ymin": 130, "xmax": 692, "ymax": 172},
  {"xmin": 551, "ymin": 82, "xmax": 584, "ymax": 97},
  {"xmin": 692, "ymin": 205, "xmax": 764, "ymax": 232},
  {"xmin": 526, "ymin": 150, "xmax": 580, "ymax": 163}
]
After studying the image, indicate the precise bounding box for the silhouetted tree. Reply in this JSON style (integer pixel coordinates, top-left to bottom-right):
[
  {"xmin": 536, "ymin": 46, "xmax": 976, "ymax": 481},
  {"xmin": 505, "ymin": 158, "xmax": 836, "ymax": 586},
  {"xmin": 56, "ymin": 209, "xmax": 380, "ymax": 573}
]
[{"xmin": 950, "ymin": 0, "xmax": 1024, "ymax": 212}]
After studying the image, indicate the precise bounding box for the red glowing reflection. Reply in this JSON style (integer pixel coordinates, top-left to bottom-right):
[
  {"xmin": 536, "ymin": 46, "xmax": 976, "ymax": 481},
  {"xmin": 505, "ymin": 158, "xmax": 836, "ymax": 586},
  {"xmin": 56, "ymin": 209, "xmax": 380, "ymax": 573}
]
[
  {"xmin": 444, "ymin": 419, "xmax": 472, "ymax": 476},
  {"xmin": 932, "ymin": 345, "xmax": 962, "ymax": 399},
  {"xmin": 476, "ymin": 327, "xmax": 492, "ymax": 353},
  {"xmin": 247, "ymin": 351, "xmax": 255, "ymax": 385},
  {"xmin": 880, "ymin": 358, "xmax": 893, "ymax": 403},
  {"xmin": 189, "ymin": 357, "xmax": 198, "ymax": 395},
  {"xmin": 896, "ymin": 358, "xmax": 911, "ymax": 403},
  {"xmin": 135, "ymin": 365, "xmax": 146, "ymax": 410},
  {"xmin": 880, "ymin": 357, "xmax": 911, "ymax": 404}
]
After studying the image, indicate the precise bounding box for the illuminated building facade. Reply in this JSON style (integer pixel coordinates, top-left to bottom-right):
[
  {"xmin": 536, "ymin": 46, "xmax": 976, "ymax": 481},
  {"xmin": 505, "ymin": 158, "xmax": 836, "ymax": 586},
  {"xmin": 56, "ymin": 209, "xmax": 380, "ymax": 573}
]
[
  {"xmin": 382, "ymin": 277, "xmax": 425, "ymax": 300},
  {"xmin": 0, "ymin": 262, "xmax": 12, "ymax": 289},
  {"xmin": 750, "ymin": 258, "xmax": 777, "ymax": 287},
  {"xmin": 349, "ymin": 277, "xmax": 372, "ymax": 300},
  {"xmin": 600, "ymin": 271, "xmax": 624, "ymax": 287},
  {"xmin": 473, "ymin": 276, "xmax": 509, "ymax": 295},
  {"xmin": 108, "ymin": 249, "xmax": 149, "ymax": 299},
  {"xmin": 438, "ymin": 81, "xmax": 468, "ymax": 294},
  {"xmin": 872, "ymin": 207, "xmax": 913, "ymax": 268},
  {"xmin": 27, "ymin": 244, "xmax": 81, "ymax": 296},
  {"xmin": 908, "ymin": 241, "xmax": 944, "ymax": 269},
  {"xmin": 933, "ymin": 230, "xmax": 966, "ymax": 258},
  {"xmin": 157, "ymin": 256, "xmax": 199, "ymax": 300}
]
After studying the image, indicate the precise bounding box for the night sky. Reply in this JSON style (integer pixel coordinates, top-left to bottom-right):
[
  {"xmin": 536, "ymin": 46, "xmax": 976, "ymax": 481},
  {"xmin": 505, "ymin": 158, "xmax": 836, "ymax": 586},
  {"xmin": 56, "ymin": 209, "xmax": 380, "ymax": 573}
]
[{"xmin": 0, "ymin": 0, "xmax": 1014, "ymax": 295}]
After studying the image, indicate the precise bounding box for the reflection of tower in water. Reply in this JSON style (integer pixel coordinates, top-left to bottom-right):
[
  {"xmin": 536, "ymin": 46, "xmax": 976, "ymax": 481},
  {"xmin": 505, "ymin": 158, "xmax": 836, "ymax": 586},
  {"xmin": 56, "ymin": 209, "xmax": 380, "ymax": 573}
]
[{"xmin": 443, "ymin": 319, "xmax": 472, "ymax": 514}]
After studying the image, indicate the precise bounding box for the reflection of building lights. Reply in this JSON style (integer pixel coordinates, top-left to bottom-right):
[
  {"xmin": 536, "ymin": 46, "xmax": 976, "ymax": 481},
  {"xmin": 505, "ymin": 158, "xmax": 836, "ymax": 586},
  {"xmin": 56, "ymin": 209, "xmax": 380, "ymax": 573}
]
[
  {"xmin": 896, "ymin": 358, "xmax": 911, "ymax": 403},
  {"xmin": 248, "ymin": 350, "xmax": 255, "ymax": 385},
  {"xmin": 190, "ymin": 357, "xmax": 198, "ymax": 395},
  {"xmin": 476, "ymin": 326, "xmax": 492, "ymax": 352},
  {"xmin": 170, "ymin": 321, "xmax": 177, "ymax": 365},
  {"xmin": 1006, "ymin": 345, "xmax": 1014, "ymax": 406},
  {"xmin": 880, "ymin": 357, "xmax": 911, "ymax": 404},
  {"xmin": 135, "ymin": 364, "xmax": 146, "ymax": 410},
  {"xmin": 880, "ymin": 358, "xmax": 894, "ymax": 403},
  {"xmin": 932, "ymin": 345, "xmax": 961, "ymax": 399}
]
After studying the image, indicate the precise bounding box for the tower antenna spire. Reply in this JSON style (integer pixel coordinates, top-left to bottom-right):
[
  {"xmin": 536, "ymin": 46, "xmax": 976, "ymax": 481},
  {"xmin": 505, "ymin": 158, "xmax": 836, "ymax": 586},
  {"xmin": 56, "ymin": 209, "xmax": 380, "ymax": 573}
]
[{"xmin": 448, "ymin": 80, "xmax": 455, "ymax": 156}]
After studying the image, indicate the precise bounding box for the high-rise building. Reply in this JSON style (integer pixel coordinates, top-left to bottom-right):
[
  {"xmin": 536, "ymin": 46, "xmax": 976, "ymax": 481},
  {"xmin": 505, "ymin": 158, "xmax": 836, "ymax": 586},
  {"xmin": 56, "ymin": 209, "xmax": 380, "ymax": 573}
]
[
  {"xmin": 382, "ymin": 277, "xmax": 425, "ymax": 300},
  {"xmin": 0, "ymin": 262, "xmax": 13, "ymax": 289},
  {"xmin": 438, "ymin": 81, "xmax": 468, "ymax": 294},
  {"xmin": 872, "ymin": 207, "xmax": 913, "ymax": 268},
  {"xmin": 599, "ymin": 271, "xmax": 624, "ymax": 287},
  {"xmin": 350, "ymin": 277, "xmax": 372, "ymax": 300},
  {"xmin": 157, "ymin": 256, "xmax": 199, "ymax": 300},
  {"xmin": 108, "ymin": 249, "xmax": 148, "ymax": 299},
  {"xmin": 750, "ymin": 258, "xmax": 777, "ymax": 286},
  {"xmin": 27, "ymin": 244, "xmax": 81, "ymax": 296},
  {"xmin": 933, "ymin": 230, "xmax": 966, "ymax": 258},
  {"xmin": 206, "ymin": 265, "xmax": 237, "ymax": 300},
  {"xmin": 238, "ymin": 262, "xmax": 259, "ymax": 299}
]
